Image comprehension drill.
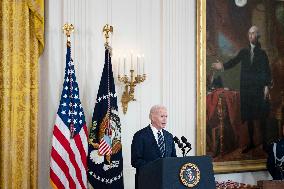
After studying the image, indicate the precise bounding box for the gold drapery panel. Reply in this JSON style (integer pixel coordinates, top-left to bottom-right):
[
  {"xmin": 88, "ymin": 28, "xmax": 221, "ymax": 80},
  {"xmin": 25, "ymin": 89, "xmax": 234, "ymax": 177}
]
[{"xmin": 0, "ymin": 0, "xmax": 44, "ymax": 188}]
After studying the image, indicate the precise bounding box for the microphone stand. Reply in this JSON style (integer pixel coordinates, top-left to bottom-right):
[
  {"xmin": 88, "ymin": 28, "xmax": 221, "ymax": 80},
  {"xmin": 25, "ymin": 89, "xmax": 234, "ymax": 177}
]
[
  {"xmin": 173, "ymin": 136, "xmax": 192, "ymax": 157},
  {"xmin": 185, "ymin": 147, "xmax": 192, "ymax": 155},
  {"xmin": 181, "ymin": 147, "xmax": 186, "ymax": 157},
  {"xmin": 181, "ymin": 145, "xmax": 191, "ymax": 157}
]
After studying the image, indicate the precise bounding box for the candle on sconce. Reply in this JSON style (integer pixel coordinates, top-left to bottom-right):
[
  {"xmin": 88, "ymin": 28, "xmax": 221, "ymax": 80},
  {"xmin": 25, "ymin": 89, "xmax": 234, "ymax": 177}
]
[
  {"xmin": 142, "ymin": 54, "xmax": 145, "ymax": 74},
  {"xmin": 123, "ymin": 56, "xmax": 126, "ymax": 75},
  {"xmin": 137, "ymin": 55, "xmax": 140, "ymax": 75},
  {"xmin": 118, "ymin": 56, "xmax": 121, "ymax": 75},
  {"xmin": 131, "ymin": 51, "xmax": 134, "ymax": 70}
]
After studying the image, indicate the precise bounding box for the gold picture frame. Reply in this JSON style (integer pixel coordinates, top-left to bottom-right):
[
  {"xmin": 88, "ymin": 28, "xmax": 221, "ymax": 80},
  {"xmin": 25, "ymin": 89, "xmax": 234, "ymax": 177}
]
[{"xmin": 195, "ymin": 0, "xmax": 275, "ymax": 173}]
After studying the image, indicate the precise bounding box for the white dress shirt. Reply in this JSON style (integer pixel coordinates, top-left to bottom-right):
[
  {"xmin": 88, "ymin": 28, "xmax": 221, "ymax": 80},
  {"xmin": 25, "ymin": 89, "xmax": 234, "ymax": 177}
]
[
  {"xmin": 250, "ymin": 43, "xmax": 255, "ymax": 63},
  {"xmin": 150, "ymin": 124, "xmax": 164, "ymax": 145}
]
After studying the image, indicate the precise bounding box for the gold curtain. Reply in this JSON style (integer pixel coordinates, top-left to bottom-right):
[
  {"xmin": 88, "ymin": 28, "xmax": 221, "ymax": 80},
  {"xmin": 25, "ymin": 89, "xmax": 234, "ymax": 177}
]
[{"xmin": 0, "ymin": 0, "xmax": 44, "ymax": 188}]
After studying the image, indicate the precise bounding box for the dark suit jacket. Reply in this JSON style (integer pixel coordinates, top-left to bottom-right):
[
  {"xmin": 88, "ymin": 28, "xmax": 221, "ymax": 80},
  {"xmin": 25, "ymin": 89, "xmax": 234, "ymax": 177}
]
[
  {"xmin": 131, "ymin": 125, "xmax": 177, "ymax": 171},
  {"xmin": 223, "ymin": 43, "xmax": 271, "ymax": 121}
]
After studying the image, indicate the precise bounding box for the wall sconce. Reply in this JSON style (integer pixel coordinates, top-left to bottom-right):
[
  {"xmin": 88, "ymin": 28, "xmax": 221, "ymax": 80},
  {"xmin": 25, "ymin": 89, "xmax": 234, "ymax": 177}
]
[{"xmin": 117, "ymin": 53, "xmax": 146, "ymax": 114}]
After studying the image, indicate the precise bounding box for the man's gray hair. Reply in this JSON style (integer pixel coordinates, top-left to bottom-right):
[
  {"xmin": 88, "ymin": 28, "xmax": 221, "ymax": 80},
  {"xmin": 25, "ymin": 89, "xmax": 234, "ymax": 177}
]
[{"xmin": 149, "ymin": 105, "xmax": 167, "ymax": 120}]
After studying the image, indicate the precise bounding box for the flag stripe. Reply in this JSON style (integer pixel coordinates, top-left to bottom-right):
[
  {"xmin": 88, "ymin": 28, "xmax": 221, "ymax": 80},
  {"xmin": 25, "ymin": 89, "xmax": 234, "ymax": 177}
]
[
  {"xmin": 81, "ymin": 125, "xmax": 88, "ymax": 157},
  {"xmin": 51, "ymin": 135, "xmax": 80, "ymax": 189},
  {"xmin": 71, "ymin": 136, "xmax": 87, "ymax": 186},
  {"xmin": 74, "ymin": 124, "xmax": 87, "ymax": 169},
  {"xmin": 99, "ymin": 141, "xmax": 112, "ymax": 155},
  {"xmin": 51, "ymin": 146, "xmax": 76, "ymax": 189},
  {"xmin": 50, "ymin": 169, "xmax": 64, "ymax": 189},
  {"xmin": 101, "ymin": 147, "xmax": 111, "ymax": 155},
  {"xmin": 53, "ymin": 122, "xmax": 86, "ymax": 189},
  {"xmin": 99, "ymin": 141, "xmax": 108, "ymax": 149},
  {"xmin": 50, "ymin": 158, "xmax": 69, "ymax": 189}
]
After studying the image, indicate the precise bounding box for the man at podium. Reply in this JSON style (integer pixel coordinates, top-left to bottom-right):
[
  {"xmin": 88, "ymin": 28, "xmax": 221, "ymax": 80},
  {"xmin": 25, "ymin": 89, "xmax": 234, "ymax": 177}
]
[{"xmin": 131, "ymin": 105, "xmax": 177, "ymax": 188}]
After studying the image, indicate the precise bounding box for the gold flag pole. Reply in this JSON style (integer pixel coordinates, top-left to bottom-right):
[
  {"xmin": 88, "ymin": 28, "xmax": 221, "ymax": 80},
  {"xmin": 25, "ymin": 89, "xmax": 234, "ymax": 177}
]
[{"xmin": 62, "ymin": 23, "xmax": 75, "ymax": 46}]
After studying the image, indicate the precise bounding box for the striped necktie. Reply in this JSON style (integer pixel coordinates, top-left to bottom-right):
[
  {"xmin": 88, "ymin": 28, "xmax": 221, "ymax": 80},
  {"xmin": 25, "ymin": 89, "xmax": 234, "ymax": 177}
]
[{"xmin": 157, "ymin": 131, "xmax": 165, "ymax": 157}]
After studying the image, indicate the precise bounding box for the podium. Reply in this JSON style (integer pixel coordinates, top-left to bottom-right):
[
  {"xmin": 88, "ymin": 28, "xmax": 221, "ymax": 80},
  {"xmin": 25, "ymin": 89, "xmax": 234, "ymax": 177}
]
[
  {"xmin": 137, "ymin": 156, "xmax": 215, "ymax": 189},
  {"xmin": 257, "ymin": 180, "xmax": 284, "ymax": 189}
]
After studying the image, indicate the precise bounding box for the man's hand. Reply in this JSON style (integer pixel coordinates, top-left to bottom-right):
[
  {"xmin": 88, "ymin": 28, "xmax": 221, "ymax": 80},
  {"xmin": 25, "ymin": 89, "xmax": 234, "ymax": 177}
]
[
  {"xmin": 211, "ymin": 60, "xmax": 223, "ymax": 70},
  {"xmin": 264, "ymin": 86, "xmax": 270, "ymax": 100}
]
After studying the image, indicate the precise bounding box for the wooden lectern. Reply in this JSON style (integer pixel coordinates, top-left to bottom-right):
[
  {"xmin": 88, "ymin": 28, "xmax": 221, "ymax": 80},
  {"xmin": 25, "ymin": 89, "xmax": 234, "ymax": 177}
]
[{"xmin": 257, "ymin": 180, "xmax": 284, "ymax": 189}]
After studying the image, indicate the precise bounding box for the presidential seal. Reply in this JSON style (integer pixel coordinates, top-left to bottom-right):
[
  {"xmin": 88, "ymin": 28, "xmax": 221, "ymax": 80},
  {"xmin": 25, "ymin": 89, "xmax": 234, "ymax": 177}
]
[{"xmin": 179, "ymin": 163, "xmax": 200, "ymax": 188}]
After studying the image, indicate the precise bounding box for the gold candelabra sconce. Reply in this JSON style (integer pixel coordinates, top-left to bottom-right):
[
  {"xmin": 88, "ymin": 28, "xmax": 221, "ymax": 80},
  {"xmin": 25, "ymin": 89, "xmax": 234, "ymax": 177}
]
[{"xmin": 117, "ymin": 52, "xmax": 146, "ymax": 114}]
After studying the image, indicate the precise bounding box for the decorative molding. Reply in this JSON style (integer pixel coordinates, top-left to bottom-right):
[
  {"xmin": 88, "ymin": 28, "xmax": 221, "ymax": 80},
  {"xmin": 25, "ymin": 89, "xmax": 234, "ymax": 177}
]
[{"xmin": 161, "ymin": 0, "xmax": 193, "ymax": 151}]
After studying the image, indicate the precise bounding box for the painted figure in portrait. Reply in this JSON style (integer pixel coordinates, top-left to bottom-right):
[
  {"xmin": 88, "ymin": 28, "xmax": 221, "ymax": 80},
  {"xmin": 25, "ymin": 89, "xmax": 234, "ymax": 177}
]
[{"xmin": 205, "ymin": 0, "xmax": 284, "ymax": 163}]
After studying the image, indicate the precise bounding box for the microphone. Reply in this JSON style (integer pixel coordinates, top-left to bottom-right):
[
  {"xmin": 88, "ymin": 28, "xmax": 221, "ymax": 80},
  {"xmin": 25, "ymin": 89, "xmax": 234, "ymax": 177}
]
[
  {"xmin": 181, "ymin": 136, "xmax": 187, "ymax": 143},
  {"xmin": 181, "ymin": 136, "xmax": 192, "ymax": 149},
  {"xmin": 173, "ymin": 136, "xmax": 179, "ymax": 143},
  {"xmin": 173, "ymin": 136, "xmax": 185, "ymax": 156},
  {"xmin": 173, "ymin": 136, "xmax": 183, "ymax": 149}
]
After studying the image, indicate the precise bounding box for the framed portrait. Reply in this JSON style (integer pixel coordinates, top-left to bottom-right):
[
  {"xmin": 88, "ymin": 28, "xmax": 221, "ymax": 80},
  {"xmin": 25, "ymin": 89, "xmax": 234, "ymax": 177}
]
[{"xmin": 197, "ymin": 0, "xmax": 284, "ymax": 173}]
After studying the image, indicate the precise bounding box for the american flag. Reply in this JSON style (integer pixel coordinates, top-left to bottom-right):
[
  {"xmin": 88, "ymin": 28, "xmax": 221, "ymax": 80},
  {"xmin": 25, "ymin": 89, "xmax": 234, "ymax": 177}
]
[
  {"xmin": 88, "ymin": 45, "xmax": 124, "ymax": 189},
  {"xmin": 50, "ymin": 44, "xmax": 88, "ymax": 189}
]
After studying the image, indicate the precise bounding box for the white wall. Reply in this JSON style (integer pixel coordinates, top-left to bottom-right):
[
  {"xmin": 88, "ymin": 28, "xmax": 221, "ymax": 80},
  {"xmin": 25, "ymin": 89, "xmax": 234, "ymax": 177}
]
[{"xmin": 39, "ymin": 0, "xmax": 271, "ymax": 188}]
